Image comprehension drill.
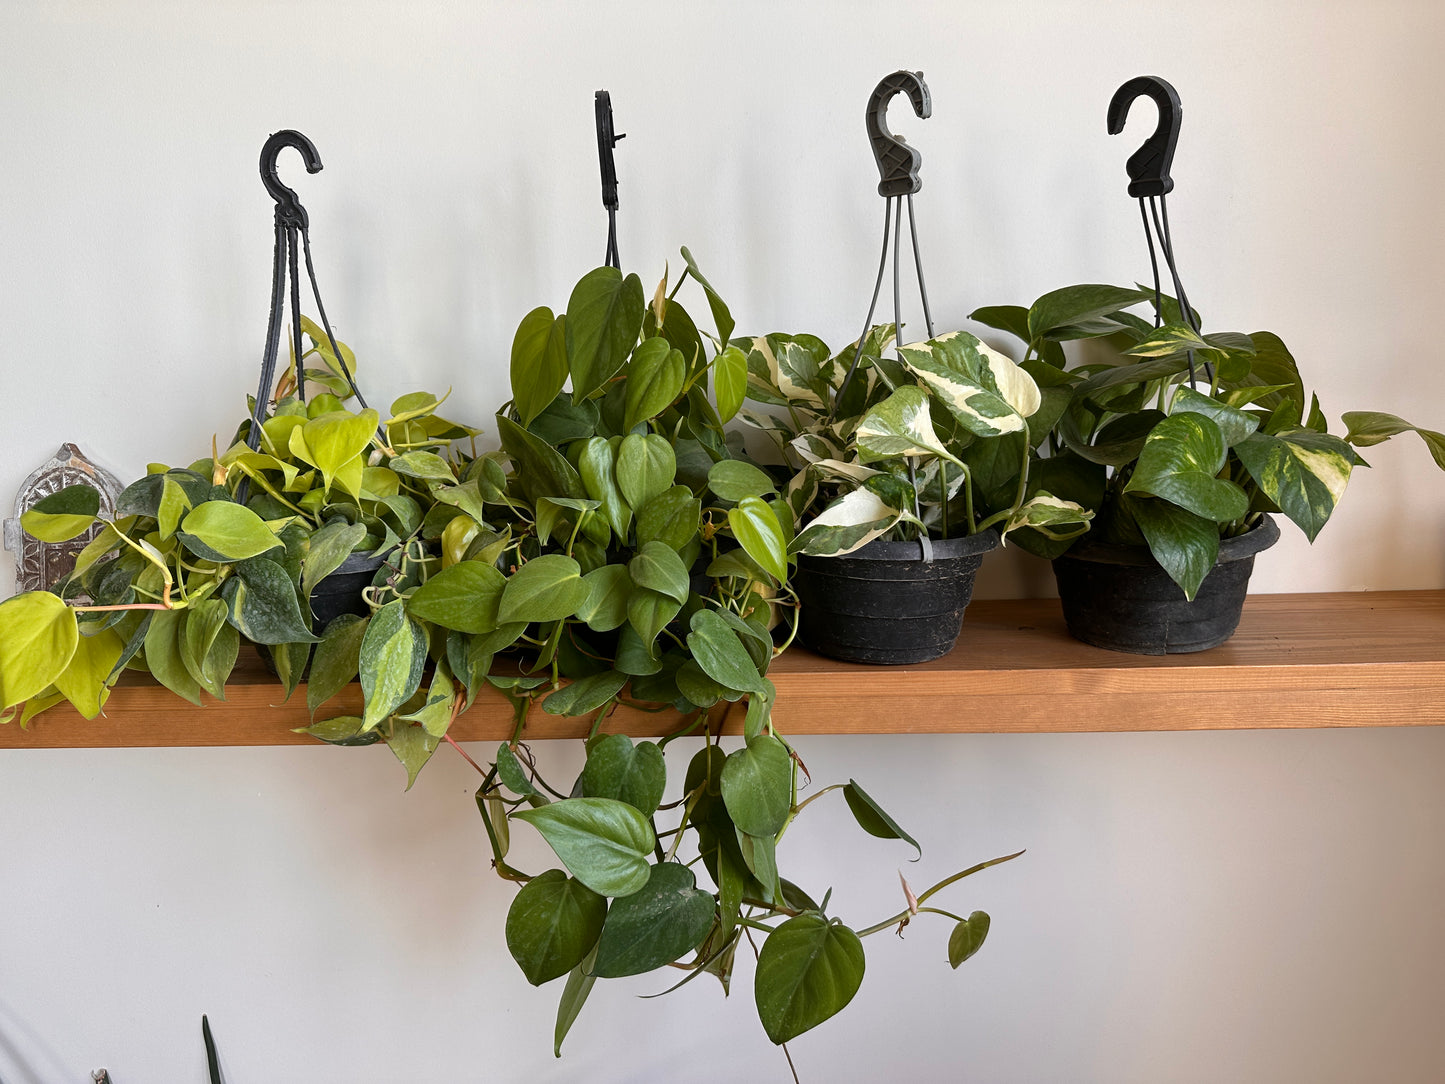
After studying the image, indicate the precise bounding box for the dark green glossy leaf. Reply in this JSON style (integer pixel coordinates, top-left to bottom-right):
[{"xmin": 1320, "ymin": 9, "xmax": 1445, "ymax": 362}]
[
  {"xmin": 575, "ymin": 564, "xmax": 631, "ymax": 633},
  {"xmin": 636, "ymin": 485, "xmax": 701, "ymax": 551},
  {"xmin": 307, "ymin": 613, "xmax": 368, "ymax": 716},
  {"xmin": 576, "ymin": 437, "xmax": 631, "ymax": 539},
  {"xmin": 721, "ymin": 734, "xmax": 791, "ymax": 837},
  {"xmin": 616, "ymin": 433, "xmax": 676, "ymax": 511},
  {"xmin": 1132, "ymin": 496, "xmax": 1220, "ymax": 601},
  {"xmin": 1124, "ymin": 414, "xmax": 1249, "ymax": 522},
  {"xmin": 1170, "ymin": 386, "xmax": 1259, "ymax": 448},
  {"xmin": 223, "ymin": 557, "xmax": 319, "ymax": 645},
  {"xmin": 579, "ymin": 734, "xmax": 667, "ymax": 816},
  {"xmin": 687, "ymin": 609, "xmax": 765, "ymax": 694},
  {"xmin": 754, "ymin": 914, "xmax": 866, "ymax": 1044},
  {"xmin": 629, "ymin": 540, "xmax": 690, "ymax": 604},
  {"xmin": 1027, "ymin": 285, "xmax": 1150, "ymax": 343},
  {"xmin": 554, "ymin": 947, "xmax": 598, "ymax": 1057},
  {"xmin": 496, "ymin": 413, "xmax": 586, "ymax": 505},
  {"xmin": 566, "ymin": 267, "xmax": 646, "ymax": 400},
  {"xmin": 142, "ymin": 607, "xmax": 201, "ymax": 705},
  {"xmin": 302, "ymin": 520, "xmax": 368, "ymax": 597},
  {"xmin": 511, "ymin": 306, "xmax": 566, "ymax": 426},
  {"xmin": 948, "ymin": 911, "xmax": 991, "ymax": 968},
  {"xmin": 1234, "ymin": 429, "xmax": 1356, "ymax": 542},
  {"xmin": 498, "ymin": 555, "xmax": 588, "ymax": 625},
  {"xmin": 624, "ymin": 338, "xmax": 686, "ymax": 432},
  {"xmin": 542, "ymin": 669, "xmax": 628, "ymax": 718},
  {"xmin": 708, "ymin": 460, "xmax": 776, "ymax": 503},
  {"xmin": 506, "ymin": 869, "xmax": 607, "ymax": 986},
  {"xmin": 593, "ymin": 862, "xmax": 715, "ymax": 978},
  {"xmin": 406, "ymin": 560, "xmax": 506, "ymax": 633},
  {"xmin": 843, "ymin": 780, "xmax": 921, "ymax": 859}
]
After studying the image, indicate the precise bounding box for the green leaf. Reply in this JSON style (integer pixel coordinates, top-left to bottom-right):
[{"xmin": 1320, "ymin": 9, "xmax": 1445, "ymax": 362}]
[
  {"xmin": 54, "ymin": 626, "xmax": 124, "ymax": 718},
  {"xmin": 728, "ymin": 497, "xmax": 788, "ymax": 584},
  {"xmin": 307, "ymin": 614, "xmax": 368, "ymax": 716},
  {"xmin": 579, "ymin": 734, "xmax": 666, "ymax": 816},
  {"xmin": 1132, "ymin": 497, "xmax": 1220, "ymax": 601},
  {"xmin": 967, "ymin": 304, "xmax": 1030, "ymax": 343},
  {"xmin": 687, "ymin": 609, "xmax": 765, "ymax": 694},
  {"xmin": 498, "ymin": 555, "xmax": 588, "ymax": 625},
  {"xmin": 566, "ymin": 267, "xmax": 646, "ymax": 400},
  {"xmin": 721, "ymin": 734, "xmax": 791, "ymax": 837},
  {"xmin": 358, "ymin": 600, "xmax": 427, "ymax": 730},
  {"xmin": 512, "ymin": 306, "xmax": 566, "ymax": 426},
  {"xmin": 714, "ymin": 345, "xmax": 748, "ymax": 423},
  {"xmin": 593, "ymin": 862, "xmax": 715, "ymax": 978},
  {"xmin": 554, "ymin": 948, "xmax": 598, "ymax": 1057},
  {"xmin": 628, "ymin": 541, "xmax": 690, "ymax": 605},
  {"xmin": 708, "ymin": 460, "xmax": 776, "ymax": 503},
  {"xmin": 1170, "ymin": 386, "xmax": 1259, "ymax": 448},
  {"xmin": 293, "ymin": 714, "xmax": 379, "ymax": 745},
  {"xmin": 301, "ymin": 520, "xmax": 368, "ymax": 598},
  {"xmin": 1123, "ymin": 322, "xmax": 1207, "ymax": 358},
  {"xmin": 575, "ymin": 564, "xmax": 631, "ymax": 632},
  {"xmin": 406, "ymin": 560, "xmax": 507, "ymax": 633},
  {"xmin": 948, "ymin": 911, "xmax": 991, "ymax": 968},
  {"xmin": 542, "ymin": 669, "xmax": 628, "ymax": 718},
  {"xmin": 576, "ymin": 437, "xmax": 631, "ymax": 540},
  {"xmin": 680, "ymin": 246, "xmax": 736, "ymax": 344},
  {"xmin": 179, "ymin": 502, "xmax": 282, "ymax": 562},
  {"xmin": 616, "ymin": 434, "xmax": 677, "ymax": 510},
  {"xmin": 1059, "ymin": 408, "xmax": 1165, "ymax": 467},
  {"xmin": 626, "ymin": 587, "xmax": 682, "ymax": 656},
  {"xmin": 389, "ymin": 451, "xmax": 456, "ymax": 483},
  {"xmin": 854, "ymin": 385, "xmax": 958, "ymax": 464},
  {"xmin": 1244, "ymin": 331, "xmax": 1306, "ymax": 411},
  {"xmin": 506, "ymin": 869, "xmax": 607, "ymax": 986},
  {"xmin": 624, "ymin": 338, "xmax": 686, "ymax": 431},
  {"xmin": 636, "ymin": 486, "xmax": 701, "ymax": 551},
  {"xmin": 383, "ymin": 720, "xmax": 439, "ymax": 790},
  {"xmin": 514, "ymin": 797, "xmax": 656, "ymax": 897},
  {"xmin": 222, "ymin": 557, "xmax": 320, "ymax": 645},
  {"xmin": 143, "ymin": 608, "xmax": 202, "ymax": 706},
  {"xmin": 1027, "ymin": 284, "xmax": 1151, "ymax": 342},
  {"xmin": 179, "ymin": 597, "xmax": 231, "ymax": 700},
  {"xmin": 754, "ymin": 913, "xmax": 866, "ymax": 1045},
  {"xmin": 842, "ymin": 780, "xmax": 921, "ymax": 859},
  {"xmin": 20, "ymin": 484, "xmax": 100, "ymax": 543},
  {"xmin": 300, "ymin": 409, "xmax": 380, "ymax": 492},
  {"xmin": 1233, "ymin": 429, "xmax": 1357, "ymax": 542},
  {"xmin": 1343, "ymin": 410, "xmax": 1445, "ymax": 470},
  {"xmin": 496, "ymin": 413, "xmax": 587, "ymax": 505},
  {"xmin": 1124, "ymin": 414, "xmax": 1249, "ymax": 522}
]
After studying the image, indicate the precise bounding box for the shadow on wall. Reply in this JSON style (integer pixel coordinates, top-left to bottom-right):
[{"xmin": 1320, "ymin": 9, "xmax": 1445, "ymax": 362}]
[{"xmin": 0, "ymin": 994, "xmax": 74, "ymax": 1084}]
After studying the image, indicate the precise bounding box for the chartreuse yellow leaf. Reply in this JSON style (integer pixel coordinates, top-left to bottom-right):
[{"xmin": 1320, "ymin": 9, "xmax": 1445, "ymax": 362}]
[
  {"xmin": 20, "ymin": 484, "xmax": 100, "ymax": 543},
  {"xmin": 54, "ymin": 627, "xmax": 125, "ymax": 718},
  {"xmin": 297, "ymin": 409, "xmax": 379, "ymax": 492},
  {"xmin": 0, "ymin": 592, "xmax": 80, "ymax": 712}
]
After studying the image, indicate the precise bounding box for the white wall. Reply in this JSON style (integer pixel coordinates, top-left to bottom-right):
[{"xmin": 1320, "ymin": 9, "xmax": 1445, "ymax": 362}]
[{"xmin": 1, "ymin": 2, "xmax": 1443, "ymax": 1081}]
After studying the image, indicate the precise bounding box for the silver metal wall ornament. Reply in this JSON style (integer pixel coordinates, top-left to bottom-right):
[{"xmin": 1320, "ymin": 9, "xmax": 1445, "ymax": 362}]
[{"xmin": 3, "ymin": 443, "xmax": 123, "ymax": 593}]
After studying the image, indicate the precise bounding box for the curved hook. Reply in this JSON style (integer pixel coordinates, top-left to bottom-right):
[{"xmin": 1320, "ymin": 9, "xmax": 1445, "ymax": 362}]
[
  {"xmin": 867, "ymin": 70, "xmax": 931, "ymax": 197},
  {"xmin": 1107, "ymin": 76, "xmax": 1181, "ymax": 198},
  {"xmin": 595, "ymin": 90, "xmax": 625, "ymax": 211},
  {"xmin": 260, "ymin": 129, "xmax": 323, "ymax": 228}
]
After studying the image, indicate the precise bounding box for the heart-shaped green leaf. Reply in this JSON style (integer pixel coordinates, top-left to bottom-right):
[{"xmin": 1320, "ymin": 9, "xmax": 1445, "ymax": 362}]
[
  {"xmin": 628, "ymin": 541, "xmax": 690, "ymax": 605},
  {"xmin": 406, "ymin": 560, "xmax": 507, "ymax": 633},
  {"xmin": 505, "ymin": 869, "xmax": 607, "ymax": 986},
  {"xmin": 1234, "ymin": 428, "xmax": 1356, "ymax": 542},
  {"xmin": 728, "ymin": 497, "xmax": 788, "ymax": 583},
  {"xmin": 542, "ymin": 670, "xmax": 628, "ymax": 719},
  {"xmin": 637, "ymin": 486, "xmax": 701, "ymax": 551},
  {"xmin": 307, "ymin": 614, "xmax": 368, "ymax": 716},
  {"xmin": 593, "ymin": 862, "xmax": 715, "ymax": 978},
  {"xmin": 20, "ymin": 484, "xmax": 100, "ymax": 543},
  {"xmin": 754, "ymin": 913, "xmax": 866, "ymax": 1045},
  {"xmin": 576, "ymin": 437, "xmax": 631, "ymax": 540},
  {"xmin": 1132, "ymin": 497, "xmax": 1220, "ymax": 601},
  {"xmin": 1124, "ymin": 414, "xmax": 1249, "ymax": 522},
  {"xmin": 180, "ymin": 502, "xmax": 283, "ymax": 562},
  {"xmin": 566, "ymin": 267, "xmax": 646, "ymax": 400},
  {"xmin": 721, "ymin": 734, "xmax": 792, "ymax": 837},
  {"xmin": 687, "ymin": 609, "xmax": 765, "ymax": 695},
  {"xmin": 511, "ymin": 306, "xmax": 566, "ymax": 426},
  {"xmin": 515, "ymin": 797, "xmax": 655, "ymax": 898},
  {"xmin": 358, "ymin": 599, "xmax": 426, "ymax": 730},
  {"xmin": 713, "ymin": 345, "xmax": 748, "ymax": 423},
  {"xmin": 574, "ymin": 564, "xmax": 631, "ymax": 632},
  {"xmin": 708, "ymin": 460, "xmax": 777, "ymax": 503},
  {"xmin": 498, "ymin": 555, "xmax": 588, "ymax": 625},
  {"xmin": 579, "ymin": 734, "xmax": 666, "ymax": 816},
  {"xmin": 616, "ymin": 434, "xmax": 676, "ymax": 510},
  {"xmin": 948, "ymin": 911, "xmax": 991, "ymax": 968},
  {"xmin": 222, "ymin": 557, "xmax": 319, "ymax": 645},
  {"xmin": 624, "ymin": 338, "xmax": 686, "ymax": 431}
]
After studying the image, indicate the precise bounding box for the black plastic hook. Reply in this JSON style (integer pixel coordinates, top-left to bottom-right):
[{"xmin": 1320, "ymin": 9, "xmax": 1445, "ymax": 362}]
[
  {"xmin": 867, "ymin": 70, "xmax": 931, "ymax": 197},
  {"xmin": 260, "ymin": 129, "xmax": 323, "ymax": 228},
  {"xmin": 595, "ymin": 90, "xmax": 625, "ymax": 211},
  {"xmin": 1107, "ymin": 76, "xmax": 1181, "ymax": 198}
]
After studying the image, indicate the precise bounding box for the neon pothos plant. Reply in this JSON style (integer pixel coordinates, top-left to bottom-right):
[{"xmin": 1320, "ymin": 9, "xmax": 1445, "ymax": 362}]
[
  {"xmin": 735, "ymin": 324, "xmax": 1094, "ymax": 556},
  {"xmin": 410, "ymin": 253, "xmax": 1019, "ymax": 1059},
  {"xmin": 0, "ymin": 321, "xmax": 485, "ymax": 781},
  {"xmin": 971, "ymin": 284, "xmax": 1445, "ymax": 597}
]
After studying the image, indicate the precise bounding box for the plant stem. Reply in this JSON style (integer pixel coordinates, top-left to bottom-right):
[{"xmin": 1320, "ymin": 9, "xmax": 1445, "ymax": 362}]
[{"xmin": 856, "ymin": 849, "xmax": 1025, "ymax": 936}]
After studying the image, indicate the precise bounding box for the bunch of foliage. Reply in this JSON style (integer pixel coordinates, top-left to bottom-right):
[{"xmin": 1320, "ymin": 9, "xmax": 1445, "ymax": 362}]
[
  {"xmin": 735, "ymin": 323, "xmax": 1094, "ymax": 557},
  {"xmin": 969, "ymin": 285, "xmax": 1445, "ymax": 597},
  {"xmin": 0, "ymin": 321, "xmax": 482, "ymax": 778},
  {"xmin": 392, "ymin": 253, "xmax": 1019, "ymax": 1057}
]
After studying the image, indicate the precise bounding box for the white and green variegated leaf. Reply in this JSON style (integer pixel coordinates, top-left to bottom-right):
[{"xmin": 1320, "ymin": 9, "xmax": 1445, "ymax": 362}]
[
  {"xmin": 896, "ymin": 332, "xmax": 1038, "ymax": 437},
  {"xmin": 1124, "ymin": 413, "xmax": 1250, "ymax": 523},
  {"xmin": 748, "ymin": 336, "xmax": 826, "ymax": 407},
  {"xmin": 789, "ymin": 431, "xmax": 844, "ymax": 464},
  {"xmin": 854, "ymin": 385, "xmax": 959, "ymax": 465},
  {"xmin": 809, "ymin": 458, "xmax": 881, "ymax": 485},
  {"xmin": 1124, "ymin": 323, "xmax": 1207, "ymax": 358},
  {"xmin": 1233, "ymin": 428, "xmax": 1356, "ymax": 541},
  {"xmin": 1002, "ymin": 493, "xmax": 1093, "ymax": 541},
  {"xmin": 783, "ymin": 467, "xmax": 818, "ymax": 524},
  {"xmin": 792, "ymin": 487, "xmax": 902, "ymax": 557},
  {"xmin": 1343, "ymin": 411, "xmax": 1445, "ymax": 470}
]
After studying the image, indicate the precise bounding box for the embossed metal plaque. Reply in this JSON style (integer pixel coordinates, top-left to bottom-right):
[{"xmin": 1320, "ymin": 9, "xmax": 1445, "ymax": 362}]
[{"xmin": 3, "ymin": 444, "xmax": 124, "ymax": 593}]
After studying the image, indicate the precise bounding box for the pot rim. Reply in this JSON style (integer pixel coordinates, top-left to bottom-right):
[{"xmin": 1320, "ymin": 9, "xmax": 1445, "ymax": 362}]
[
  {"xmin": 1055, "ymin": 514, "xmax": 1280, "ymax": 569},
  {"xmin": 800, "ymin": 525, "xmax": 1001, "ymax": 565}
]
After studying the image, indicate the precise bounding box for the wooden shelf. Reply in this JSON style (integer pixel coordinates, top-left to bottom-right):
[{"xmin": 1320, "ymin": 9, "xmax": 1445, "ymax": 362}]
[{"xmin": 3, "ymin": 591, "xmax": 1442, "ymax": 748}]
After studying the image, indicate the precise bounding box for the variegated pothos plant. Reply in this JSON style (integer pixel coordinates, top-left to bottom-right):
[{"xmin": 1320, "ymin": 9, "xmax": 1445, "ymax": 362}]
[
  {"xmin": 736, "ymin": 323, "xmax": 1095, "ymax": 557},
  {"xmin": 971, "ymin": 284, "xmax": 1445, "ymax": 598}
]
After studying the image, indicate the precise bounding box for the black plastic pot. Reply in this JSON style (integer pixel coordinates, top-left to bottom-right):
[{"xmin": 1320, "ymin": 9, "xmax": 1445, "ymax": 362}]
[
  {"xmin": 310, "ymin": 550, "xmax": 389, "ymax": 631},
  {"xmin": 794, "ymin": 529, "xmax": 1001, "ymax": 665},
  {"xmin": 1051, "ymin": 515, "xmax": 1281, "ymax": 655}
]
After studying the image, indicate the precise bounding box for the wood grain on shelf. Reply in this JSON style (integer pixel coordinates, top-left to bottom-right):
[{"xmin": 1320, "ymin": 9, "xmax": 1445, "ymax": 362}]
[{"xmin": 3, "ymin": 591, "xmax": 1441, "ymax": 749}]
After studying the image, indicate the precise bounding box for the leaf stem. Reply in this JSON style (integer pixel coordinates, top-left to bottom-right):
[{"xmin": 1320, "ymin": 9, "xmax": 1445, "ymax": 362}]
[{"xmin": 856, "ymin": 849, "xmax": 1025, "ymax": 937}]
